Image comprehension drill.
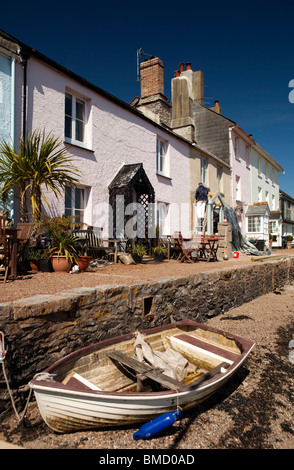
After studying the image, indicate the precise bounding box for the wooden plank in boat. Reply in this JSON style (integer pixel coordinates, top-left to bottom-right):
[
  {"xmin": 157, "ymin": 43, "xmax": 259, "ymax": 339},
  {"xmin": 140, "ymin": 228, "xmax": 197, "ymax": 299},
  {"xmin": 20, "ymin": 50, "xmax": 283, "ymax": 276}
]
[
  {"xmin": 173, "ymin": 334, "xmax": 241, "ymax": 363},
  {"xmin": 108, "ymin": 350, "xmax": 184, "ymax": 390},
  {"xmin": 187, "ymin": 361, "xmax": 230, "ymax": 388}
]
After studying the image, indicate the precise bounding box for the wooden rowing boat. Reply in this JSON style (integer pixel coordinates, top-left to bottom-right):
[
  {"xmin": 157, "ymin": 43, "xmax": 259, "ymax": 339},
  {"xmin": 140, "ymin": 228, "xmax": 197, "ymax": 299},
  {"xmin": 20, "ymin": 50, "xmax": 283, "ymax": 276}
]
[{"xmin": 29, "ymin": 320, "xmax": 254, "ymax": 433}]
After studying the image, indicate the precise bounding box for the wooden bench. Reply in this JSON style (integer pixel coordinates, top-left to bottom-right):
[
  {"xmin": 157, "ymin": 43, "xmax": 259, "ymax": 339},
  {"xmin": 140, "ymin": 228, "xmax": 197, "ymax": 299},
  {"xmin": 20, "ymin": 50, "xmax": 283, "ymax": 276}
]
[{"xmin": 72, "ymin": 227, "xmax": 114, "ymax": 259}]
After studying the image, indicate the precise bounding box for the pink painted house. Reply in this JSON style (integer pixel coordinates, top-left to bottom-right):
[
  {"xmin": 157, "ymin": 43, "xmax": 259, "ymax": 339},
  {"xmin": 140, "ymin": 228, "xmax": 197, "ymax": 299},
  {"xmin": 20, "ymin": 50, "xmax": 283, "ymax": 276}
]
[{"xmin": 5, "ymin": 32, "xmax": 197, "ymax": 239}]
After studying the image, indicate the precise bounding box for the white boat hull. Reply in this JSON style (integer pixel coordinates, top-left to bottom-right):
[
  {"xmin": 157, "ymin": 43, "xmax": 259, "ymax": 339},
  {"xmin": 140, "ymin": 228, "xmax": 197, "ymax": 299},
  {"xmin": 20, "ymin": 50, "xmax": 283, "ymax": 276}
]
[{"xmin": 29, "ymin": 320, "xmax": 254, "ymax": 433}]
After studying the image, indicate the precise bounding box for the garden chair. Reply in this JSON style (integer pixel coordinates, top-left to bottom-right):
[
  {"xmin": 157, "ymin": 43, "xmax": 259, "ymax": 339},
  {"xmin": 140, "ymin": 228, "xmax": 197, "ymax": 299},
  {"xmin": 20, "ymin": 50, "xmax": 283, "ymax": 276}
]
[{"xmin": 174, "ymin": 231, "xmax": 199, "ymax": 263}]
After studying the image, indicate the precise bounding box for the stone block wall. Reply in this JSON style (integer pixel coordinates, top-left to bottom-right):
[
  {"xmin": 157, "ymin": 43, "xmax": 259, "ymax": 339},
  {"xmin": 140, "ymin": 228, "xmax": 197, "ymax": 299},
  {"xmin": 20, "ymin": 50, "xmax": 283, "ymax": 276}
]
[{"xmin": 0, "ymin": 257, "xmax": 293, "ymax": 420}]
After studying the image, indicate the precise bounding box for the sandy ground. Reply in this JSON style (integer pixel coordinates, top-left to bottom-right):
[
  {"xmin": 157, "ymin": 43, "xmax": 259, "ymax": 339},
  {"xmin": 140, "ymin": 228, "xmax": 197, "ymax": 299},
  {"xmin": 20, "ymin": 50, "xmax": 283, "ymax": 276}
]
[{"xmin": 0, "ymin": 249, "xmax": 294, "ymax": 451}]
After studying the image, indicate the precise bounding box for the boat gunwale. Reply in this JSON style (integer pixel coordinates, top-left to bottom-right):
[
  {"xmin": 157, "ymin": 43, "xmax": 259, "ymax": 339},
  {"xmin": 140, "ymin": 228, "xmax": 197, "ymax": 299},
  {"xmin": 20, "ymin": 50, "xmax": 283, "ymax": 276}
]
[{"xmin": 29, "ymin": 320, "xmax": 255, "ymax": 397}]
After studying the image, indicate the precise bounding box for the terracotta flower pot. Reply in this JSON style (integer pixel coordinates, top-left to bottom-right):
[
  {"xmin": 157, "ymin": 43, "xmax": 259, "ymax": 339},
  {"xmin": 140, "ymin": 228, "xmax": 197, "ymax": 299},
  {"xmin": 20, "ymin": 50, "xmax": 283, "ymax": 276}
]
[
  {"xmin": 51, "ymin": 256, "xmax": 72, "ymax": 273},
  {"xmin": 29, "ymin": 260, "xmax": 40, "ymax": 272},
  {"xmin": 77, "ymin": 256, "xmax": 92, "ymax": 272}
]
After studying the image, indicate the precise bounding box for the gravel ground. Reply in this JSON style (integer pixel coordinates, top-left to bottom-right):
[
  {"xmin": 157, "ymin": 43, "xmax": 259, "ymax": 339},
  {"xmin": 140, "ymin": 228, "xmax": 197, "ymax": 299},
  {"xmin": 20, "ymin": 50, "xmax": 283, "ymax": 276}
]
[
  {"xmin": 1, "ymin": 251, "xmax": 294, "ymax": 451},
  {"xmin": 0, "ymin": 249, "xmax": 292, "ymax": 303}
]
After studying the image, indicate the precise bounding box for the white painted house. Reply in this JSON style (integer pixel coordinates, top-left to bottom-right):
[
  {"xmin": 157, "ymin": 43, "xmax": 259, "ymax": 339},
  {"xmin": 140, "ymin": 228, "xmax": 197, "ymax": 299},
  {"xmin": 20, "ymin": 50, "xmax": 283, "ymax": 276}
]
[{"xmin": 0, "ymin": 30, "xmax": 204, "ymax": 240}]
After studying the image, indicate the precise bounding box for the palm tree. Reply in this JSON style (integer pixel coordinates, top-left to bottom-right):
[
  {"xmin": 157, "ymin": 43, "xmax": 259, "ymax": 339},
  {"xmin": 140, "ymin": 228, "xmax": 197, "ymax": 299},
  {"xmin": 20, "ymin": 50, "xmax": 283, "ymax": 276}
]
[
  {"xmin": 0, "ymin": 138, "xmax": 30, "ymax": 222},
  {"xmin": 0, "ymin": 130, "xmax": 81, "ymax": 222}
]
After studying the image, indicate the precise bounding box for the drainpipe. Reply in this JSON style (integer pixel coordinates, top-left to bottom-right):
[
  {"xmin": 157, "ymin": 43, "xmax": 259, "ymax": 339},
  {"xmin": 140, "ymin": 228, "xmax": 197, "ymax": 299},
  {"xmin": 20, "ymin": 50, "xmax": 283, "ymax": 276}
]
[
  {"xmin": 10, "ymin": 56, "xmax": 15, "ymax": 146},
  {"xmin": 10, "ymin": 56, "xmax": 16, "ymax": 224},
  {"xmin": 20, "ymin": 47, "xmax": 31, "ymax": 140}
]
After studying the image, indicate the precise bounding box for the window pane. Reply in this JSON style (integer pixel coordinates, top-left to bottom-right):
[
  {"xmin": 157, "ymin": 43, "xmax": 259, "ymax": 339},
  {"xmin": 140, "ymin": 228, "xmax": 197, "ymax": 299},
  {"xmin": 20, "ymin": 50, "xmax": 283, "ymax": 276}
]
[
  {"xmin": 65, "ymin": 94, "xmax": 72, "ymax": 116},
  {"xmin": 65, "ymin": 115, "xmax": 72, "ymax": 139},
  {"xmin": 76, "ymin": 99, "xmax": 85, "ymax": 121},
  {"xmin": 75, "ymin": 188, "xmax": 84, "ymax": 209},
  {"xmin": 65, "ymin": 187, "xmax": 72, "ymax": 210},
  {"xmin": 75, "ymin": 119, "xmax": 84, "ymax": 142},
  {"xmin": 75, "ymin": 209, "xmax": 84, "ymax": 224},
  {"xmin": 157, "ymin": 139, "xmax": 166, "ymax": 173}
]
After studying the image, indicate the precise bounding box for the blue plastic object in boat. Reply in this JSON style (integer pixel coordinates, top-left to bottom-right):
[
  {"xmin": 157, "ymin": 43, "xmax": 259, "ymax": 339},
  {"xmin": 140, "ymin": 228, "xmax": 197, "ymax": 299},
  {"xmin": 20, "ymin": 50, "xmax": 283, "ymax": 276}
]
[{"xmin": 133, "ymin": 410, "xmax": 181, "ymax": 440}]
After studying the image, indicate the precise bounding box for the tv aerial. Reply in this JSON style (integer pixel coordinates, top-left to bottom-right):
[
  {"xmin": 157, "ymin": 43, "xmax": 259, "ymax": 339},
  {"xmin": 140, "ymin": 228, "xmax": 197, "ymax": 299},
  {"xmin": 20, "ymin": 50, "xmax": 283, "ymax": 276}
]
[{"xmin": 137, "ymin": 48, "xmax": 154, "ymax": 82}]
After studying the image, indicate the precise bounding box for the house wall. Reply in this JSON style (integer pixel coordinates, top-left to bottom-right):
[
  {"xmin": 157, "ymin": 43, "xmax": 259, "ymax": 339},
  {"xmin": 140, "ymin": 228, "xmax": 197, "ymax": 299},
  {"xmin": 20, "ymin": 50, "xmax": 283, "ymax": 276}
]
[
  {"xmin": 191, "ymin": 100, "xmax": 233, "ymax": 166},
  {"xmin": 251, "ymin": 147, "xmax": 280, "ymax": 211},
  {"xmin": 24, "ymin": 57, "xmax": 192, "ymax": 237},
  {"xmin": 189, "ymin": 146, "xmax": 230, "ymax": 231},
  {"xmin": 280, "ymin": 191, "xmax": 294, "ymax": 239},
  {"xmin": 229, "ymin": 128, "xmax": 251, "ymax": 208}
]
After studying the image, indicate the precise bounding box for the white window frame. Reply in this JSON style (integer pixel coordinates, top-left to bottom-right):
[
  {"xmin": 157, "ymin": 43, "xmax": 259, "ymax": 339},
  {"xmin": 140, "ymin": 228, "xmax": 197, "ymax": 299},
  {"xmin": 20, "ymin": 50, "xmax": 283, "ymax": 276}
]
[
  {"xmin": 248, "ymin": 216, "xmax": 261, "ymax": 233},
  {"xmin": 65, "ymin": 92, "xmax": 88, "ymax": 148},
  {"xmin": 258, "ymin": 157, "xmax": 262, "ymax": 177},
  {"xmin": 157, "ymin": 202, "xmax": 170, "ymax": 236},
  {"xmin": 234, "ymin": 136, "xmax": 240, "ymax": 160},
  {"xmin": 235, "ymin": 175, "xmax": 241, "ymax": 201},
  {"xmin": 200, "ymin": 157, "xmax": 208, "ymax": 185},
  {"xmin": 245, "ymin": 145, "xmax": 250, "ymax": 167},
  {"xmin": 156, "ymin": 137, "xmax": 169, "ymax": 177},
  {"xmin": 217, "ymin": 166, "xmax": 223, "ymax": 192}
]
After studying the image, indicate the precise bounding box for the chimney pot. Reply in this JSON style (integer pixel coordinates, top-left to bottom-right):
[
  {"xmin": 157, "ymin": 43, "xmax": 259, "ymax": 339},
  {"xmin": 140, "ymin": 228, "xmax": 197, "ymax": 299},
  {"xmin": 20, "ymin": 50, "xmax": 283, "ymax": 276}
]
[
  {"xmin": 214, "ymin": 100, "xmax": 219, "ymax": 107},
  {"xmin": 175, "ymin": 70, "xmax": 180, "ymax": 77},
  {"xmin": 186, "ymin": 62, "xmax": 191, "ymax": 70},
  {"xmin": 179, "ymin": 62, "xmax": 184, "ymax": 73}
]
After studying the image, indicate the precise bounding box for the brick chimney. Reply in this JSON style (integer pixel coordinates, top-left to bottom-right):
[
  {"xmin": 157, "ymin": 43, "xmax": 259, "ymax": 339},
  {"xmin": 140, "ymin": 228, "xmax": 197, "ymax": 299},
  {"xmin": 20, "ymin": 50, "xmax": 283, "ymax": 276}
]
[
  {"xmin": 131, "ymin": 56, "xmax": 171, "ymax": 126},
  {"xmin": 140, "ymin": 57, "xmax": 164, "ymax": 99}
]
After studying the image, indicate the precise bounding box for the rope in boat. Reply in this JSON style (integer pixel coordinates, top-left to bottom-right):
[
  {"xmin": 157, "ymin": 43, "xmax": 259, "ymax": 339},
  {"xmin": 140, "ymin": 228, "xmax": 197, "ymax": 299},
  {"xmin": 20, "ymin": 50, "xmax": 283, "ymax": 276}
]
[{"xmin": 0, "ymin": 331, "xmax": 32, "ymax": 422}]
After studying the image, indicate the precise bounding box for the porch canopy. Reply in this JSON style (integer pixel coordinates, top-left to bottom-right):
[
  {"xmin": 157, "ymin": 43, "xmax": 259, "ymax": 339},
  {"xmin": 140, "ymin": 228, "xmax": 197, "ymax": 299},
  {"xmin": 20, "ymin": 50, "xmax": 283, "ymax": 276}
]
[{"xmin": 108, "ymin": 163, "xmax": 155, "ymax": 240}]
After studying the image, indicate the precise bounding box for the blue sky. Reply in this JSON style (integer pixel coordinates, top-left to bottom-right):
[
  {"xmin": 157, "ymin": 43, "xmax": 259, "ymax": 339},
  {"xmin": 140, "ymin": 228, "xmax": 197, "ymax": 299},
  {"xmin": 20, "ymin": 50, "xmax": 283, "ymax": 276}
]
[{"xmin": 1, "ymin": 0, "xmax": 294, "ymax": 196}]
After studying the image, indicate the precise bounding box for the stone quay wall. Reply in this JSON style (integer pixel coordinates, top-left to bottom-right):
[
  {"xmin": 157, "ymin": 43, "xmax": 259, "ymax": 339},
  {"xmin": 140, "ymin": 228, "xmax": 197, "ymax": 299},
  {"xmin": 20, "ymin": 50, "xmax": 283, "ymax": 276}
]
[{"xmin": 0, "ymin": 257, "xmax": 293, "ymax": 420}]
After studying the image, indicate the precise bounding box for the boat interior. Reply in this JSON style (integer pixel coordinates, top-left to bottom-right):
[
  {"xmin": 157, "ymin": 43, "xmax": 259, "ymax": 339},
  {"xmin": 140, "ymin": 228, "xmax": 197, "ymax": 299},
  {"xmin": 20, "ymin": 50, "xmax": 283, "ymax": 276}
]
[{"xmin": 58, "ymin": 324, "xmax": 243, "ymax": 394}]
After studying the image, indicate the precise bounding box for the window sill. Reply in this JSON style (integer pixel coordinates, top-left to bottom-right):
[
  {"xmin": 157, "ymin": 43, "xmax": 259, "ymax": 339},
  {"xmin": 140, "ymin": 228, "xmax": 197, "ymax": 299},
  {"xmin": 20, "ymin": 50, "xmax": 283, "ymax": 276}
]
[
  {"xmin": 64, "ymin": 139, "xmax": 94, "ymax": 152},
  {"xmin": 156, "ymin": 172, "xmax": 172, "ymax": 181}
]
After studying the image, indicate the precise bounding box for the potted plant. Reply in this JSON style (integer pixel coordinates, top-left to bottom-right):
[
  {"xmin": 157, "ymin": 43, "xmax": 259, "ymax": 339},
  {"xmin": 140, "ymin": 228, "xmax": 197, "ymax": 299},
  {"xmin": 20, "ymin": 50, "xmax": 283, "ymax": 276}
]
[
  {"xmin": 269, "ymin": 233, "xmax": 273, "ymax": 249},
  {"xmin": 75, "ymin": 240, "xmax": 92, "ymax": 272},
  {"xmin": 25, "ymin": 247, "xmax": 44, "ymax": 272},
  {"xmin": 133, "ymin": 243, "xmax": 146, "ymax": 263},
  {"xmin": 39, "ymin": 251, "xmax": 53, "ymax": 272},
  {"xmin": 153, "ymin": 245, "xmax": 167, "ymax": 263},
  {"xmin": 286, "ymin": 235, "xmax": 293, "ymax": 249},
  {"xmin": 48, "ymin": 232, "xmax": 80, "ymax": 273}
]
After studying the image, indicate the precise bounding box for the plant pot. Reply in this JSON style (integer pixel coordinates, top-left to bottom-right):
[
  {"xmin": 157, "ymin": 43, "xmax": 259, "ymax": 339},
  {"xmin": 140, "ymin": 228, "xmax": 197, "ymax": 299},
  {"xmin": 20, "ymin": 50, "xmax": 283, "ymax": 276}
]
[
  {"xmin": 154, "ymin": 252, "xmax": 163, "ymax": 263},
  {"xmin": 77, "ymin": 256, "xmax": 92, "ymax": 272},
  {"xmin": 269, "ymin": 239, "xmax": 273, "ymax": 249},
  {"xmin": 131, "ymin": 253, "xmax": 142, "ymax": 263},
  {"xmin": 51, "ymin": 256, "xmax": 72, "ymax": 273},
  {"xmin": 287, "ymin": 241, "xmax": 292, "ymax": 249},
  {"xmin": 29, "ymin": 260, "xmax": 40, "ymax": 272},
  {"xmin": 39, "ymin": 258, "xmax": 53, "ymax": 273}
]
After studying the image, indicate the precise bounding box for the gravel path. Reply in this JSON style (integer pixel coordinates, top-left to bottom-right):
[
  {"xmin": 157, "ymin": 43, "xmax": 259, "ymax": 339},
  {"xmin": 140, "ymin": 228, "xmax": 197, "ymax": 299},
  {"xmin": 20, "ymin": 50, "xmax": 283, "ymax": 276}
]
[{"xmin": 1, "ymin": 281, "xmax": 294, "ymax": 450}]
